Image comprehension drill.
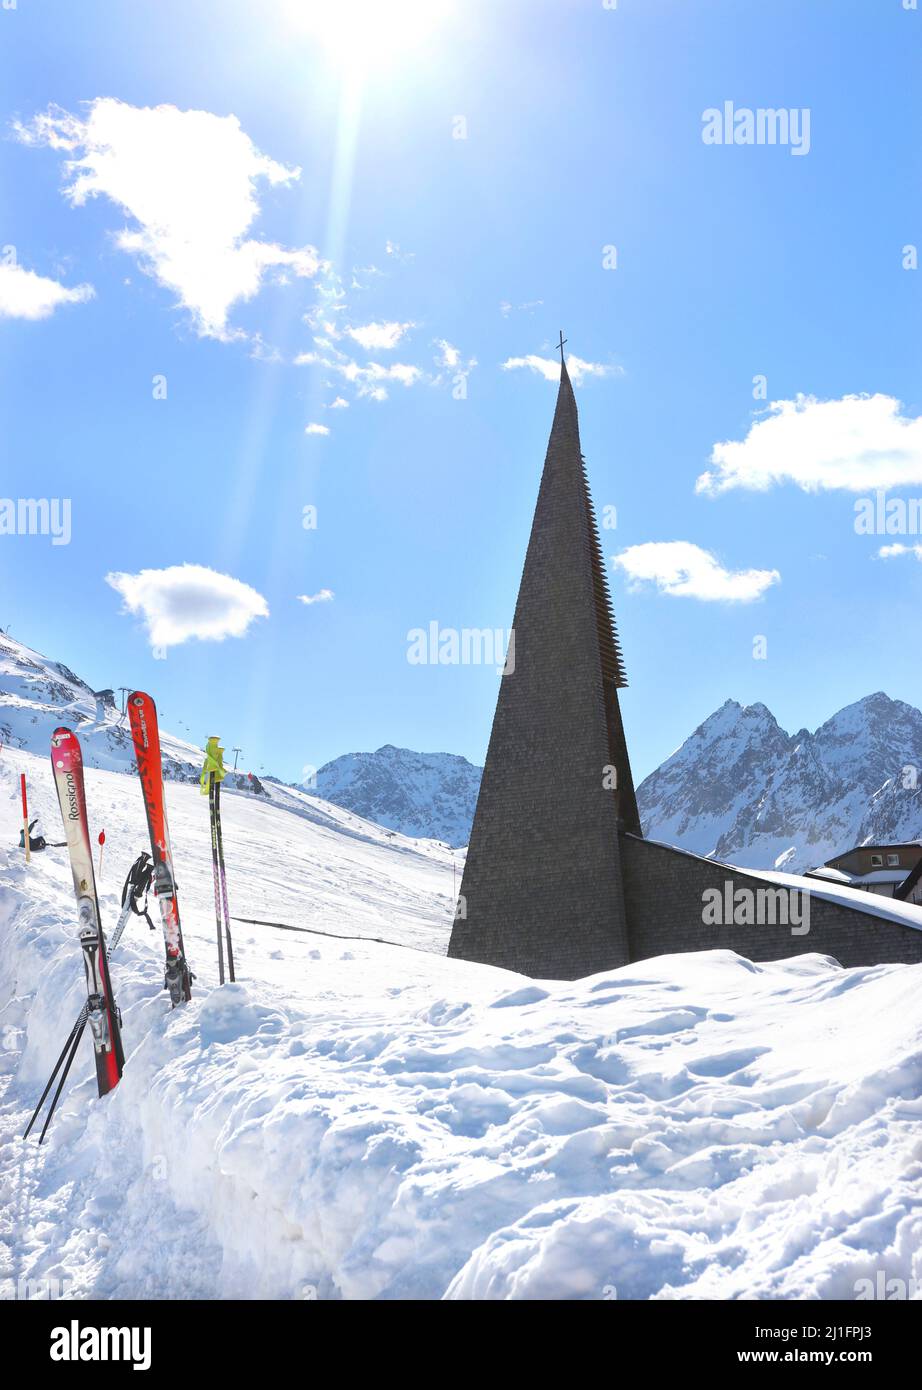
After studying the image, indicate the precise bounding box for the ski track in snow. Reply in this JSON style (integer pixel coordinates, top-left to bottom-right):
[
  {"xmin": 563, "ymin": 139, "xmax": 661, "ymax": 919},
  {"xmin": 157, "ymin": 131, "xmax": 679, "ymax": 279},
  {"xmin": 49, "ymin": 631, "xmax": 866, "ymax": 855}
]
[{"xmin": 1, "ymin": 749, "xmax": 922, "ymax": 1300}]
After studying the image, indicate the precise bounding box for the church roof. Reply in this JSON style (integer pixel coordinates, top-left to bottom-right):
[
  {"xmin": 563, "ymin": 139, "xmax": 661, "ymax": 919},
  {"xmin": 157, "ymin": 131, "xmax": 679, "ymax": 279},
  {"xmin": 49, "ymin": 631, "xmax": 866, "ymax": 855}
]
[
  {"xmin": 448, "ymin": 348, "xmax": 640, "ymax": 978},
  {"xmin": 552, "ymin": 359, "xmax": 629, "ymax": 689}
]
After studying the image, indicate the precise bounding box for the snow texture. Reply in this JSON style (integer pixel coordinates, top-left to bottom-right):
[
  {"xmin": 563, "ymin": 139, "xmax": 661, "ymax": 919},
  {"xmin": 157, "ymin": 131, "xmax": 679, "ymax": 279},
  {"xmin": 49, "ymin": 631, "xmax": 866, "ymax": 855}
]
[
  {"xmin": 1, "ymin": 634, "xmax": 921, "ymax": 1301},
  {"xmin": 2, "ymin": 745, "xmax": 922, "ymax": 1300}
]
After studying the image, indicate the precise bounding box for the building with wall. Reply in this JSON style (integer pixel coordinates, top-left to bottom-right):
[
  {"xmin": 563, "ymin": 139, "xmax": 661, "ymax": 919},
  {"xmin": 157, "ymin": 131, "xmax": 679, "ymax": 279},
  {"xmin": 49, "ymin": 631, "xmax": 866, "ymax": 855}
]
[
  {"xmin": 808, "ymin": 843, "xmax": 922, "ymax": 899},
  {"xmin": 448, "ymin": 353, "xmax": 922, "ymax": 978}
]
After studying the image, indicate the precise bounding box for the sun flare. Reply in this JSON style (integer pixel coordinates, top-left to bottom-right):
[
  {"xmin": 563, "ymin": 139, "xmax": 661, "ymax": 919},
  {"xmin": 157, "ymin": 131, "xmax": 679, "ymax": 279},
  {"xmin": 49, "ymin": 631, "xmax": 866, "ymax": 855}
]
[{"xmin": 281, "ymin": 0, "xmax": 452, "ymax": 76}]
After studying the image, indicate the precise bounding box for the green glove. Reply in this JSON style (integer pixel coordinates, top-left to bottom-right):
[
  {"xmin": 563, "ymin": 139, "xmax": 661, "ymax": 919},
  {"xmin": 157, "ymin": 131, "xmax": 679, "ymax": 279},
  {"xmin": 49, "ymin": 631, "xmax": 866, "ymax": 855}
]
[{"xmin": 200, "ymin": 736, "xmax": 227, "ymax": 794}]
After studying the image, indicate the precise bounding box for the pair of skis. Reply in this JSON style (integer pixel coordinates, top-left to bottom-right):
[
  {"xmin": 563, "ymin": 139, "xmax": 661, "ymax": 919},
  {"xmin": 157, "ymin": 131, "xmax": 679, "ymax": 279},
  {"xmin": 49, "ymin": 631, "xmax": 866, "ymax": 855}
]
[
  {"xmin": 56, "ymin": 692, "xmax": 192, "ymax": 1009},
  {"xmin": 25, "ymin": 693, "xmax": 193, "ymax": 1141}
]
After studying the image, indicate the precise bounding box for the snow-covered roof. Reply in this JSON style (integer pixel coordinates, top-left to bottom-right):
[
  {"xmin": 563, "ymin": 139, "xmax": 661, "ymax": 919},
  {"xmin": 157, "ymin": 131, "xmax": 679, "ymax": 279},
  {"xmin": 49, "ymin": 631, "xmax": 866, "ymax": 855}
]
[
  {"xmin": 809, "ymin": 866, "xmax": 908, "ymax": 886},
  {"xmin": 755, "ymin": 868, "xmax": 922, "ymax": 933},
  {"xmin": 849, "ymin": 869, "xmax": 909, "ymax": 886},
  {"xmin": 637, "ymin": 835, "xmax": 922, "ymax": 934}
]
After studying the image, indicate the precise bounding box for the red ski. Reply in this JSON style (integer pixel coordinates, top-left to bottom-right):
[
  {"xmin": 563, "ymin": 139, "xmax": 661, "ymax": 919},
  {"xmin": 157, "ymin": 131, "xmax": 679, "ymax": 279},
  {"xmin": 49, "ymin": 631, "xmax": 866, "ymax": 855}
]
[
  {"xmin": 50, "ymin": 727, "xmax": 124, "ymax": 1095},
  {"xmin": 128, "ymin": 691, "xmax": 193, "ymax": 1006}
]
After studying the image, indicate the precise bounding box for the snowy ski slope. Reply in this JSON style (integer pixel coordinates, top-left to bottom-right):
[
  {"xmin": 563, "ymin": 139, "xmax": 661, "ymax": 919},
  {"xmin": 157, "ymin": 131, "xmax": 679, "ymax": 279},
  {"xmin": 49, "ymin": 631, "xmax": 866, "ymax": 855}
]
[{"xmin": 1, "ymin": 745, "xmax": 921, "ymax": 1300}]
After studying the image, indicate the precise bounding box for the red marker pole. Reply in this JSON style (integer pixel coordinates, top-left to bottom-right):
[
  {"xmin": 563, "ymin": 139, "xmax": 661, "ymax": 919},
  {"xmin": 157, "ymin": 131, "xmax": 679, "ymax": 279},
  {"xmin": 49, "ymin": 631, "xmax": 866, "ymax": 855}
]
[
  {"xmin": 97, "ymin": 829, "xmax": 106, "ymax": 880},
  {"xmin": 20, "ymin": 773, "xmax": 30, "ymax": 865}
]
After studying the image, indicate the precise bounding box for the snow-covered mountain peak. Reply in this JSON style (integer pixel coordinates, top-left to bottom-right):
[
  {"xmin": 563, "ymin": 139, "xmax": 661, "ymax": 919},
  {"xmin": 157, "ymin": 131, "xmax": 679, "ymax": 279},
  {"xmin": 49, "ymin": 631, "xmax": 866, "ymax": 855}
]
[
  {"xmin": 0, "ymin": 631, "xmax": 204, "ymax": 780},
  {"xmin": 819, "ymin": 690, "xmax": 899, "ymax": 727},
  {"xmin": 691, "ymin": 698, "xmax": 784, "ymax": 744},
  {"xmin": 638, "ymin": 690, "xmax": 922, "ymax": 873},
  {"xmin": 306, "ymin": 744, "xmax": 480, "ymax": 848}
]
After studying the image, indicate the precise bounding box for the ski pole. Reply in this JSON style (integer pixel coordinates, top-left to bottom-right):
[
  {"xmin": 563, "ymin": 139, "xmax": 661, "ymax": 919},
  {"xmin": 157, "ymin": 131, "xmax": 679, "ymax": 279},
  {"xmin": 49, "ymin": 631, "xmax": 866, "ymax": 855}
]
[
  {"xmin": 214, "ymin": 779, "xmax": 235, "ymax": 983},
  {"xmin": 38, "ymin": 1019, "xmax": 87, "ymax": 1145},
  {"xmin": 97, "ymin": 829, "xmax": 105, "ymax": 880},
  {"xmin": 23, "ymin": 1007, "xmax": 88, "ymax": 1141},
  {"xmin": 20, "ymin": 773, "xmax": 30, "ymax": 864},
  {"xmin": 209, "ymin": 773, "xmax": 225, "ymax": 984}
]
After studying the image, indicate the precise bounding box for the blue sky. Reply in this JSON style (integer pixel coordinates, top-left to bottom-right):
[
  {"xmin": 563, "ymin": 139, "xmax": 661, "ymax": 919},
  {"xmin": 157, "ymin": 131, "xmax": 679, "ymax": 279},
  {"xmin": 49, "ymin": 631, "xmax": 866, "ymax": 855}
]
[{"xmin": 1, "ymin": 0, "xmax": 920, "ymax": 784}]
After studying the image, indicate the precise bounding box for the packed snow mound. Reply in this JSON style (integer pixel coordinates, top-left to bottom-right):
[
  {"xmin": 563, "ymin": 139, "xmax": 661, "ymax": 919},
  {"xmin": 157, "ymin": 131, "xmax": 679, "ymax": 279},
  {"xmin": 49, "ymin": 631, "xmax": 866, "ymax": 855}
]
[
  {"xmin": 306, "ymin": 744, "xmax": 481, "ymax": 848},
  {"xmin": 1, "ymin": 749, "xmax": 921, "ymax": 1300},
  {"xmin": 638, "ymin": 693, "xmax": 922, "ymax": 874}
]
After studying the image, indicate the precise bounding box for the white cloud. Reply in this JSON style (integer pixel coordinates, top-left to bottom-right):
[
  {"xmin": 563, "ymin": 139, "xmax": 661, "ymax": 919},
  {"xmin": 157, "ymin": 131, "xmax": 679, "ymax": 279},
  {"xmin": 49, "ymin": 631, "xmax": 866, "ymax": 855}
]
[
  {"xmin": 502, "ymin": 352, "xmax": 619, "ymax": 385},
  {"xmin": 432, "ymin": 339, "xmax": 477, "ymax": 383},
  {"xmin": 106, "ymin": 563, "xmax": 269, "ymax": 648},
  {"xmin": 435, "ymin": 339, "xmax": 460, "ymax": 368},
  {"xmin": 249, "ymin": 334, "xmax": 283, "ymax": 363},
  {"xmin": 428, "ymin": 340, "xmax": 476, "ymax": 397},
  {"xmin": 385, "ymin": 240, "xmax": 414, "ymax": 263},
  {"xmin": 0, "ymin": 262, "xmax": 94, "ymax": 319},
  {"xmin": 310, "ymin": 318, "xmax": 342, "ymax": 341},
  {"xmin": 346, "ymin": 320, "xmax": 413, "ymax": 351},
  {"xmin": 305, "ymin": 422, "xmax": 330, "ymax": 436},
  {"xmin": 298, "ymin": 333, "xmax": 471, "ymax": 402},
  {"xmin": 303, "ymin": 268, "xmax": 348, "ymax": 331},
  {"xmin": 613, "ymin": 541, "xmax": 780, "ymax": 603},
  {"xmin": 295, "ymin": 349, "xmax": 422, "ymax": 400},
  {"xmin": 879, "ymin": 543, "xmax": 922, "ymax": 560},
  {"xmin": 499, "ymin": 298, "xmax": 543, "ymax": 318},
  {"xmin": 697, "ymin": 394, "xmax": 922, "ymax": 495},
  {"xmin": 17, "ymin": 99, "xmax": 323, "ymax": 338},
  {"xmin": 297, "ymin": 589, "xmax": 334, "ymax": 605}
]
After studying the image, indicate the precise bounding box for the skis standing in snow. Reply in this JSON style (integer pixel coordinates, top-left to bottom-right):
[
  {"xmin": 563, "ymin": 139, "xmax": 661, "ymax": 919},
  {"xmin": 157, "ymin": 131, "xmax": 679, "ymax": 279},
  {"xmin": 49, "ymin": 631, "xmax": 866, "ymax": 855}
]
[
  {"xmin": 201, "ymin": 736, "xmax": 235, "ymax": 984},
  {"xmin": 27, "ymin": 727, "xmax": 126, "ymax": 1133},
  {"xmin": 50, "ymin": 727, "xmax": 124, "ymax": 1093},
  {"xmin": 128, "ymin": 692, "xmax": 193, "ymax": 1006},
  {"xmin": 24, "ymin": 850, "xmax": 155, "ymax": 1143}
]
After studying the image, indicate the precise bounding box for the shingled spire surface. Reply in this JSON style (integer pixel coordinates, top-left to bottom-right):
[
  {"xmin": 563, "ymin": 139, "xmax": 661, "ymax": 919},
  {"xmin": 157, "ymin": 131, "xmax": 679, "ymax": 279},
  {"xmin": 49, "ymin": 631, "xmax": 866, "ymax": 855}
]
[{"xmin": 448, "ymin": 356, "xmax": 640, "ymax": 979}]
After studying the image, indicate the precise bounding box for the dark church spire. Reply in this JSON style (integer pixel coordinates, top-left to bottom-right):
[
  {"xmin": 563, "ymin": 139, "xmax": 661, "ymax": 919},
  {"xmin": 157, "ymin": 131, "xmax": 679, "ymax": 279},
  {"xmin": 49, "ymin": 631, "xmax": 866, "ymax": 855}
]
[{"xmin": 448, "ymin": 351, "xmax": 641, "ymax": 980}]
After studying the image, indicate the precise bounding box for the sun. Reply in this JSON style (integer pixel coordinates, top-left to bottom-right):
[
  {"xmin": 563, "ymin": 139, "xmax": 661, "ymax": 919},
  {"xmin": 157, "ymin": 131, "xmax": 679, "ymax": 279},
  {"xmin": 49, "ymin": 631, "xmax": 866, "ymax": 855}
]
[{"xmin": 281, "ymin": 0, "xmax": 452, "ymax": 76}]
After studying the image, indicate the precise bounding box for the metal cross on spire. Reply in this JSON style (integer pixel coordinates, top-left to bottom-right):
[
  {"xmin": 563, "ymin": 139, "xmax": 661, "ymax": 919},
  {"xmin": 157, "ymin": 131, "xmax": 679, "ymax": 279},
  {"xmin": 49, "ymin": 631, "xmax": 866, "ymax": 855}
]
[{"xmin": 557, "ymin": 330, "xmax": 567, "ymax": 364}]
